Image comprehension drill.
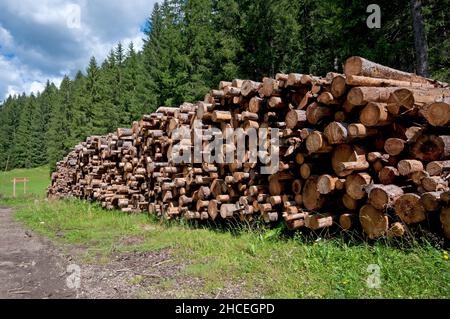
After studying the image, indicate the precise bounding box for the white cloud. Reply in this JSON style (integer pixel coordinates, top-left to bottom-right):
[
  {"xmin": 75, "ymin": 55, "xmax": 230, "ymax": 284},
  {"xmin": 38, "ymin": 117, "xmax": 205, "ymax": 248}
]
[{"xmin": 0, "ymin": 0, "xmax": 157, "ymax": 101}]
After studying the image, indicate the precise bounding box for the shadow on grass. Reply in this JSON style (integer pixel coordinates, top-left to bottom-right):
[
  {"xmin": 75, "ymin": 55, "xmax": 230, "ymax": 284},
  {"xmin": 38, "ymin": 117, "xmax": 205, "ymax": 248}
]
[{"xmin": 148, "ymin": 209, "xmax": 448, "ymax": 251}]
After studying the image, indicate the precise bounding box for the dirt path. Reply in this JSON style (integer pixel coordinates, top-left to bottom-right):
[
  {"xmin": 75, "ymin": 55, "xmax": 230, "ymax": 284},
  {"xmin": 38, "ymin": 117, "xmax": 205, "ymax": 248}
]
[
  {"xmin": 0, "ymin": 206, "xmax": 242, "ymax": 299},
  {"xmin": 0, "ymin": 207, "xmax": 76, "ymax": 299}
]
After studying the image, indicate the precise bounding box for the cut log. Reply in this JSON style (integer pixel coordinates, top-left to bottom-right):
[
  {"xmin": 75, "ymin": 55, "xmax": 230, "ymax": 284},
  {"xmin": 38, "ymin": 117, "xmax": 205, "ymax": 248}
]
[
  {"xmin": 348, "ymin": 87, "xmax": 398, "ymax": 106},
  {"xmin": 440, "ymin": 207, "xmax": 450, "ymax": 238},
  {"xmin": 287, "ymin": 73, "xmax": 303, "ymax": 87},
  {"xmin": 360, "ymin": 102, "xmax": 392, "ymax": 126},
  {"xmin": 305, "ymin": 214, "xmax": 334, "ymax": 230},
  {"xmin": 410, "ymin": 135, "xmax": 450, "ymax": 162},
  {"xmin": 331, "ymin": 74, "xmax": 347, "ymax": 98},
  {"xmin": 421, "ymin": 192, "xmax": 442, "ymax": 212},
  {"xmin": 367, "ymin": 184, "xmax": 404, "ymax": 210},
  {"xmin": 317, "ymin": 174, "xmax": 339, "ymax": 194},
  {"xmin": 387, "ymin": 222, "xmax": 406, "ymax": 238},
  {"xmin": 394, "ymin": 193, "xmax": 426, "ymax": 224},
  {"xmin": 397, "ymin": 160, "xmax": 424, "ymax": 176},
  {"xmin": 345, "ymin": 173, "xmax": 372, "ymax": 200},
  {"xmin": 220, "ymin": 203, "xmax": 238, "ymax": 219},
  {"xmin": 332, "ymin": 144, "xmax": 369, "ymax": 177},
  {"xmin": 421, "ymin": 176, "xmax": 448, "ymax": 192},
  {"xmin": 345, "ymin": 74, "xmax": 435, "ymax": 88},
  {"xmin": 378, "ymin": 166, "xmax": 400, "ymax": 185},
  {"xmin": 344, "ymin": 56, "xmax": 431, "ymax": 84},
  {"xmin": 241, "ymin": 80, "xmax": 261, "ymax": 97},
  {"xmin": 386, "ymin": 88, "xmax": 415, "ymax": 115},
  {"xmin": 306, "ymin": 131, "xmax": 333, "ymax": 153},
  {"xmin": 285, "ymin": 110, "xmax": 307, "ymax": 129},
  {"xmin": 347, "ymin": 123, "xmax": 378, "ymax": 138},
  {"xmin": 426, "ymin": 160, "xmax": 450, "ymax": 176},
  {"xmin": 306, "ymin": 102, "xmax": 333, "ymax": 124},
  {"xmin": 420, "ymin": 101, "xmax": 450, "ymax": 127},
  {"xmin": 339, "ymin": 213, "xmax": 356, "ymax": 230},
  {"xmin": 324, "ymin": 122, "xmax": 349, "ymax": 144},
  {"xmin": 249, "ymin": 97, "xmax": 263, "ymax": 113},
  {"xmin": 359, "ymin": 204, "xmax": 389, "ymax": 239},
  {"xmin": 342, "ymin": 193, "xmax": 359, "ymax": 210},
  {"xmin": 212, "ymin": 110, "xmax": 232, "ymax": 122},
  {"xmin": 384, "ymin": 138, "xmax": 406, "ymax": 156},
  {"xmin": 302, "ymin": 176, "xmax": 325, "ymax": 211}
]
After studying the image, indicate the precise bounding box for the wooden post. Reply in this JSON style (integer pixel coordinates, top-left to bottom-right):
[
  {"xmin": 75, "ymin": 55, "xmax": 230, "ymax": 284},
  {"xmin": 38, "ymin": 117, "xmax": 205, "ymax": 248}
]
[{"xmin": 13, "ymin": 178, "xmax": 16, "ymax": 198}]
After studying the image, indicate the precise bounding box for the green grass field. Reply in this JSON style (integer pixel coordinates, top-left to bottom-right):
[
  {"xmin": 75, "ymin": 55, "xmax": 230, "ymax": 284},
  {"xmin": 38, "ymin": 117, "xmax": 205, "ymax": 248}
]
[
  {"xmin": 0, "ymin": 166, "xmax": 50, "ymax": 199},
  {"xmin": 2, "ymin": 167, "xmax": 450, "ymax": 298}
]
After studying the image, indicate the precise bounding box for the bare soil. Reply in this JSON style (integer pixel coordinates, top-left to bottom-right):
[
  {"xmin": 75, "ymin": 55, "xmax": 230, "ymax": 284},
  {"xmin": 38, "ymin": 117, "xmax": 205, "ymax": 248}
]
[{"xmin": 0, "ymin": 207, "xmax": 242, "ymax": 299}]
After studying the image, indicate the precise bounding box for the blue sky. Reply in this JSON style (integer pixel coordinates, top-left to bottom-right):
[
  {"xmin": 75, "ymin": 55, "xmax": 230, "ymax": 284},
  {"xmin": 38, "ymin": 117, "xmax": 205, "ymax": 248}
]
[{"xmin": 0, "ymin": 0, "xmax": 158, "ymax": 101}]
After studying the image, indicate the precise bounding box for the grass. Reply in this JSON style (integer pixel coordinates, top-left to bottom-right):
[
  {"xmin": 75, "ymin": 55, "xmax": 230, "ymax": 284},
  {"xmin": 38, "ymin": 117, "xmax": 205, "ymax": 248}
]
[
  {"xmin": 14, "ymin": 198, "xmax": 450, "ymax": 299},
  {"xmin": 0, "ymin": 166, "xmax": 50, "ymax": 205},
  {"xmin": 2, "ymin": 166, "xmax": 449, "ymax": 298}
]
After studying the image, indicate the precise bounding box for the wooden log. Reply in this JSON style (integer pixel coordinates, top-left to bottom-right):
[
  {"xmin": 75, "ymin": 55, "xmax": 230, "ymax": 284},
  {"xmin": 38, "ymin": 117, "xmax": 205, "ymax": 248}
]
[
  {"xmin": 207, "ymin": 200, "xmax": 219, "ymax": 220},
  {"xmin": 306, "ymin": 131, "xmax": 333, "ymax": 153},
  {"xmin": 385, "ymin": 88, "xmax": 415, "ymax": 115},
  {"xmin": 305, "ymin": 102, "xmax": 333, "ymax": 125},
  {"xmin": 285, "ymin": 110, "xmax": 307, "ymax": 129},
  {"xmin": 345, "ymin": 173, "xmax": 372, "ymax": 200},
  {"xmin": 318, "ymin": 92, "xmax": 339, "ymax": 105},
  {"xmin": 249, "ymin": 97, "xmax": 263, "ymax": 113},
  {"xmin": 342, "ymin": 193, "xmax": 359, "ymax": 210},
  {"xmin": 387, "ymin": 89, "xmax": 450, "ymax": 116},
  {"xmin": 367, "ymin": 184, "xmax": 404, "ymax": 210},
  {"xmin": 441, "ymin": 191, "xmax": 450, "ymax": 204},
  {"xmin": 397, "ymin": 160, "xmax": 424, "ymax": 176},
  {"xmin": 384, "ymin": 138, "xmax": 406, "ymax": 156},
  {"xmin": 410, "ymin": 135, "xmax": 450, "ymax": 161},
  {"xmin": 378, "ymin": 166, "xmax": 400, "ymax": 185},
  {"xmin": 292, "ymin": 179, "xmax": 303, "ymax": 194},
  {"xmin": 420, "ymin": 101, "xmax": 450, "ymax": 127},
  {"xmin": 220, "ymin": 203, "xmax": 238, "ymax": 219},
  {"xmin": 344, "ymin": 56, "xmax": 431, "ymax": 84},
  {"xmin": 394, "ymin": 193, "xmax": 426, "ymax": 224},
  {"xmin": 440, "ymin": 207, "xmax": 450, "ymax": 238},
  {"xmin": 360, "ymin": 102, "xmax": 392, "ymax": 126},
  {"xmin": 422, "ymin": 176, "xmax": 448, "ymax": 192},
  {"xmin": 268, "ymin": 96, "xmax": 285, "ymax": 108},
  {"xmin": 317, "ymin": 174, "xmax": 339, "ymax": 194},
  {"xmin": 305, "ymin": 214, "xmax": 334, "ymax": 230},
  {"xmin": 331, "ymin": 74, "xmax": 347, "ymax": 98},
  {"xmin": 426, "ymin": 160, "xmax": 450, "ymax": 176},
  {"xmin": 332, "ymin": 144, "xmax": 369, "ymax": 177},
  {"xmin": 421, "ymin": 192, "xmax": 442, "ymax": 212},
  {"xmin": 410, "ymin": 170, "xmax": 429, "ymax": 185},
  {"xmin": 348, "ymin": 87, "xmax": 398, "ymax": 106},
  {"xmin": 387, "ymin": 222, "xmax": 406, "ymax": 238},
  {"xmin": 324, "ymin": 122, "xmax": 348, "ymax": 144},
  {"xmin": 339, "ymin": 213, "xmax": 356, "ymax": 230},
  {"xmin": 117, "ymin": 128, "xmax": 133, "ymax": 138},
  {"xmin": 345, "ymin": 74, "xmax": 435, "ymax": 88},
  {"xmin": 212, "ymin": 110, "xmax": 232, "ymax": 122},
  {"xmin": 347, "ymin": 124, "xmax": 378, "ymax": 139},
  {"xmin": 287, "ymin": 73, "xmax": 303, "ymax": 87},
  {"xmin": 359, "ymin": 204, "xmax": 389, "ymax": 239},
  {"xmin": 295, "ymin": 153, "xmax": 305, "ymax": 165},
  {"xmin": 302, "ymin": 176, "xmax": 325, "ymax": 211},
  {"xmin": 241, "ymin": 80, "xmax": 261, "ymax": 97},
  {"xmin": 261, "ymin": 78, "xmax": 280, "ymax": 97}
]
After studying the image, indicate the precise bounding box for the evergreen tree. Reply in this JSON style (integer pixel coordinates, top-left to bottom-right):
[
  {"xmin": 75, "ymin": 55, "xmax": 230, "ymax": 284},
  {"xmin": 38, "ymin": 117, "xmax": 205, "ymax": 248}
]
[{"xmin": 47, "ymin": 76, "xmax": 73, "ymax": 172}]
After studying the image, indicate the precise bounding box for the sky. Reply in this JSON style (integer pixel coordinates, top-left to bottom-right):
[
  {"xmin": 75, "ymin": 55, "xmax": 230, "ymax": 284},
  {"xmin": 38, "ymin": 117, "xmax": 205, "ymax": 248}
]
[{"xmin": 0, "ymin": 0, "xmax": 158, "ymax": 101}]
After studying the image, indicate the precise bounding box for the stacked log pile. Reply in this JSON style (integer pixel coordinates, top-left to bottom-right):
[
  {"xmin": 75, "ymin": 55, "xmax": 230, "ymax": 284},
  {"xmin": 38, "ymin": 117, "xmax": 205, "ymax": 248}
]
[{"xmin": 48, "ymin": 57, "xmax": 450, "ymax": 240}]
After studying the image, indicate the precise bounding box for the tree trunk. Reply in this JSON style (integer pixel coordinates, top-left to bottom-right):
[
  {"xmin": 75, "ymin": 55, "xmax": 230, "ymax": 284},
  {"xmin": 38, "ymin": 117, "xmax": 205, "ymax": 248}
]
[{"xmin": 411, "ymin": 0, "xmax": 429, "ymax": 77}]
